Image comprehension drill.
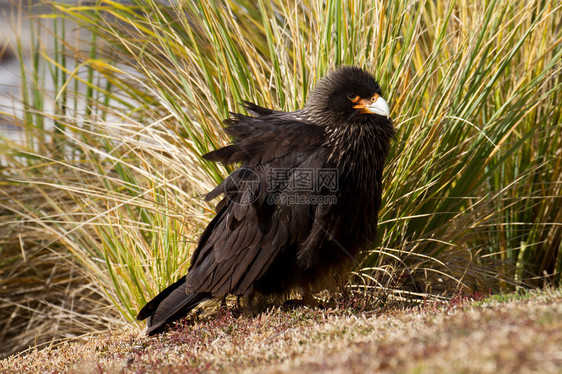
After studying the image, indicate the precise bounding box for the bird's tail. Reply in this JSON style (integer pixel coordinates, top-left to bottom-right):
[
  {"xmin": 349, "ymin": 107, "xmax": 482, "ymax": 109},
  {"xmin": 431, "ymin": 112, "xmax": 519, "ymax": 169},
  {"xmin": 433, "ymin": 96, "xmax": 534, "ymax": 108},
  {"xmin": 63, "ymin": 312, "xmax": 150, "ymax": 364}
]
[{"xmin": 137, "ymin": 276, "xmax": 211, "ymax": 335}]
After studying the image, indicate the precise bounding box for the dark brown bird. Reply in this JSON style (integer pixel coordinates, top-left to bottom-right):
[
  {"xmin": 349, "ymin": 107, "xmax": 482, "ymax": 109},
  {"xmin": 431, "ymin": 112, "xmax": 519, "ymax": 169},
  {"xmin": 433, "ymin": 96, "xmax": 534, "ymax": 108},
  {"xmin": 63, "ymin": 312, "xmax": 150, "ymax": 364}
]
[{"xmin": 137, "ymin": 66, "xmax": 394, "ymax": 335}]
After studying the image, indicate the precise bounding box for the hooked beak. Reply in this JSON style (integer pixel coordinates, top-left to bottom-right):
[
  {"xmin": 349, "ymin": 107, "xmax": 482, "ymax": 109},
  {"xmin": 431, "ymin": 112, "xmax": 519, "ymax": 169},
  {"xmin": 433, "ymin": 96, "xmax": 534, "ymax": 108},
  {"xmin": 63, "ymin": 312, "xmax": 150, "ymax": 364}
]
[{"xmin": 353, "ymin": 95, "xmax": 390, "ymax": 119}]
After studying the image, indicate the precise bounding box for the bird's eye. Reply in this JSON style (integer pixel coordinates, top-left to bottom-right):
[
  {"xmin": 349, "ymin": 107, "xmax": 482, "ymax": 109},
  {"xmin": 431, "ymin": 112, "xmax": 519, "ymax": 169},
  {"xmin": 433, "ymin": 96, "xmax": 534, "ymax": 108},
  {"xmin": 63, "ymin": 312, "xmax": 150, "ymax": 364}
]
[
  {"xmin": 347, "ymin": 93, "xmax": 360, "ymax": 102},
  {"xmin": 370, "ymin": 93, "xmax": 379, "ymax": 102}
]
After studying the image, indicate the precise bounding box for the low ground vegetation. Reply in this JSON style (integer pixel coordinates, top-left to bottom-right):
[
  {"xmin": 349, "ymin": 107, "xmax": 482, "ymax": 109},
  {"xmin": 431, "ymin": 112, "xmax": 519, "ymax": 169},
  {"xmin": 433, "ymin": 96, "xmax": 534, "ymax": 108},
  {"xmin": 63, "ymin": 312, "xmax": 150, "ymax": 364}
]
[{"xmin": 2, "ymin": 288, "xmax": 561, "ymax": 373}]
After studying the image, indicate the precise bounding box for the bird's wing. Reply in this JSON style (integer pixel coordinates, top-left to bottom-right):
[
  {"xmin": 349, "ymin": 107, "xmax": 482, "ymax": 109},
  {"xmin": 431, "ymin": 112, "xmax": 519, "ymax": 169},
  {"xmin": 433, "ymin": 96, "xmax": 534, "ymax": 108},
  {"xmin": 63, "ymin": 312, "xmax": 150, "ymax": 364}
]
[
  {"xmin": 185, "ymin": 112, "xmax": 330, "ymax": 297},
  {"xmin": 204, "ymin": 111, "xmax": 321, "ymax": 168}
]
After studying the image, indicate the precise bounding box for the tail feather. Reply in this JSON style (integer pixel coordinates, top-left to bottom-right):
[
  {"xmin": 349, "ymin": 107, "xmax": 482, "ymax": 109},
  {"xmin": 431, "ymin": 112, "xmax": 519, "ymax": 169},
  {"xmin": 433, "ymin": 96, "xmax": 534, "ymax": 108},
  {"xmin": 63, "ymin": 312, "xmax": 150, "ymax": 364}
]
[{"xmin": 137, "ymin": 276, "xmax": 211, "ymax": 335}]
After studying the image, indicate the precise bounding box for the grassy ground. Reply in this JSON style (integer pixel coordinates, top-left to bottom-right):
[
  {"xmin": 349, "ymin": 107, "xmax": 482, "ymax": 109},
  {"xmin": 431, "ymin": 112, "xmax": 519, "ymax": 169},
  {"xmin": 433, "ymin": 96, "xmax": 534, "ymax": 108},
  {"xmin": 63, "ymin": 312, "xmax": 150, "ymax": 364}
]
[{"xmin": 2, "ymin": 288, "xmax": 561, "ymax": 373}]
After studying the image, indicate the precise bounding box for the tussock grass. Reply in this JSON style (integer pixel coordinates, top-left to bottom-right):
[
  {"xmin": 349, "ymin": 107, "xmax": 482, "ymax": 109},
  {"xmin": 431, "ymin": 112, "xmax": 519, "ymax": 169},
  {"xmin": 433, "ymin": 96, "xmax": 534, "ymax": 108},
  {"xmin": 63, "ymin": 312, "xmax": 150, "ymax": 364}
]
[{"xmin": 0, "ymin": 0, "xmax": 560, "ymax": 358}]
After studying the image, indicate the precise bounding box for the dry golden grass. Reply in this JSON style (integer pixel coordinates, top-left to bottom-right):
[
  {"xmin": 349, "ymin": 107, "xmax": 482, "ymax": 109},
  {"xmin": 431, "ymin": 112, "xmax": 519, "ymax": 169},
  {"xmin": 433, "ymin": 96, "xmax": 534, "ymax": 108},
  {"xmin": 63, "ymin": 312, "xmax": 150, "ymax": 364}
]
[{"xmin": 1, "ymin": 288, "xmax": 561, "ymax": 373}]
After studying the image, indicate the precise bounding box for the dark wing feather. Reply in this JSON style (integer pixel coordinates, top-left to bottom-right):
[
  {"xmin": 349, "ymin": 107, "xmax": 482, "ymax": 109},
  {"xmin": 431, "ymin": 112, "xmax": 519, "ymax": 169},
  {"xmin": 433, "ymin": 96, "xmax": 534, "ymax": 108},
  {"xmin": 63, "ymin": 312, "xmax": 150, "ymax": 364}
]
[
  {"xmin": 204, "ymin": 111, "xmax": 321, "ymax": 167},
  {"xmin": 186, "ymin": 107, "xmax": 329, "ymax": 297},
  {"xmin": 242, "ymin": 100, "xmax": 278, "ymax": 116}
]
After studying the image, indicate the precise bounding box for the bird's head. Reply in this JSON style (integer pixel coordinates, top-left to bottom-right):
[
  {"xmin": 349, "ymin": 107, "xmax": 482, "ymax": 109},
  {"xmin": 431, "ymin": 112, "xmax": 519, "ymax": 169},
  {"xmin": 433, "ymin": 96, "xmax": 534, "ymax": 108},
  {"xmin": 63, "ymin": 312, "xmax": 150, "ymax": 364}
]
[{"xmin": 303, "ymin": 66, "xmax": 391, "ymax": 128}]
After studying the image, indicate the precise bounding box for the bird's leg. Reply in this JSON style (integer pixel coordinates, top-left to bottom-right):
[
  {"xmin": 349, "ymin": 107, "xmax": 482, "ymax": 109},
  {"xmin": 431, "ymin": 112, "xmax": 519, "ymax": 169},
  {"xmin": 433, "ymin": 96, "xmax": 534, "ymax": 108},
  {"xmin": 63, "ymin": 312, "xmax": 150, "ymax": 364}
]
[
  {"xmin": 303, "ymin": 286, "xmax": 324, "ymax": 308},
  {"xmin": 302, "ymin": 288, "xmax": 314, "ymax": 306},
  {"xmin": 283, "ymin": 287, "xmax": 318, "ymax": 308}
]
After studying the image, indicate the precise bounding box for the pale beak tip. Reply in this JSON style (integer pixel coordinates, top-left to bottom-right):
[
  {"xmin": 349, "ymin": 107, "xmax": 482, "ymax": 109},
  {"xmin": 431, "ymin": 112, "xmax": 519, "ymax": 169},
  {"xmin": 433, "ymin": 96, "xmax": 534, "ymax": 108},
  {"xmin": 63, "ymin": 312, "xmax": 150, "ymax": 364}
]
[{"xmin": 371, "ymin": 96, "xmax": 390, "ymax": 119}]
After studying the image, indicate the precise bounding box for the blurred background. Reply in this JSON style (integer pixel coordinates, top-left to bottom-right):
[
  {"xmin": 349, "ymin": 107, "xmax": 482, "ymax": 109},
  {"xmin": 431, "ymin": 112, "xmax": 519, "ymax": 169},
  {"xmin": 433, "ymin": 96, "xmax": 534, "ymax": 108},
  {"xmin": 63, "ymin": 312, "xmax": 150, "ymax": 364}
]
[{"xmin": 1, "ymin": 0, "xmax": 26, "ymax": 136}]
